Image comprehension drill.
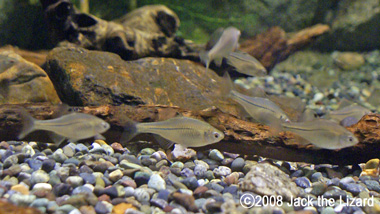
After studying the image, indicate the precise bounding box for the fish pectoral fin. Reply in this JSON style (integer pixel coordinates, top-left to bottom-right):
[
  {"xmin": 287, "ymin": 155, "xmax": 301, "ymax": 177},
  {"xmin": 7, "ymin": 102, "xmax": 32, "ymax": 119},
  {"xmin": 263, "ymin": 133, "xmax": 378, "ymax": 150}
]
[
  {"xmin": 48, "ymin": 132, "xmax": 66, "ymax": 145},
  {"xmin": 153, "ymin": 134, "xmax": 175, "ymax": 149},
  {"xmin": 290, "ymin": 134, "xmax": 314, "ymax": 149},
  {"xmin": 94, "ymin": 134, "xmax": 106, "ymax": 140}
]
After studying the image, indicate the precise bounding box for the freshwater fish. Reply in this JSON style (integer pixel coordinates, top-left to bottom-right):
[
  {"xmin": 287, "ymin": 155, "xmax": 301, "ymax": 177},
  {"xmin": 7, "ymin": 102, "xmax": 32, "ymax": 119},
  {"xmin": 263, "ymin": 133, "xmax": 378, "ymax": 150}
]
[
  {"xmin": 222, "ymin": 72, "xmax": 290, "ymax": 126},
  {"xmin": 226, "ymin": 50, "xmax": 267, "ymax": 76},
  {"xmin": 18, "ymin": 108, "xmax": 110, "ymax": 144},
  {"xmin": 327, "ymin": 104, "xmax": 371, "ymax": 124},
  {"xmin": 200, "ymin": 27, "xmax": 241, "ymax": 70},
  {"xmin": 282, "ymin": 119, "xmax": 359, "ymax": 150},
  {"xmin": 121, "ymin": 116, "xmax": 224, "ymax": 148}
]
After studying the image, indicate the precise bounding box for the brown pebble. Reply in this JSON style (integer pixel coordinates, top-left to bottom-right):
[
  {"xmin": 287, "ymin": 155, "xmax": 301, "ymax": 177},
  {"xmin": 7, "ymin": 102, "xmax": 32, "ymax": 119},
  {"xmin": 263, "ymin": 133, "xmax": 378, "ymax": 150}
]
[
  {"xmin": 0, "ymin": 141, "xmax": 10, "ymax": 149},
  {"xmin": 0, "ymin": 200, "xmax": 41, "ymax": 214},
  {"xmin": 172, "ymin": 192, "xmax": 198, "ymax": 212},
  {"xmin": 119, "ymin": 180, "xmax": 137, "ymax": 189},
  {"xmin": 361, "ymin": 158, "xmax": 380, "ymax": 177},
  {"xmin": 98, "ymin": 194, "xmax": 111, "ymax": 203},
  {"xmin": 112, "ymin": 203, "xmax": 136, "ymax": 214},
  {"xmin": 11, "ymin": 184, "xmax": 29, "ymax": 195},
  {"xmin": 3, "ymin": 165, "xmax": 22, "ymax": 177},
  {"xmin": 122, "ymin": 169, "xmax": 139, "ymax": 177},
  {"xmin": 32, "ymin": 189, "xmax": 50, "ymax": 198},
  {"xmin": 224, "ymin": 172, "xmax": 239, "ymax": 185},
  {"xmin": 163, "ymin": 205, "xmax": 174, "ymax": 212},
  {"xmin": 111, "ymin": 142, "xmax": 125, "ymax": 153},
  {"xmin": 111, "ymin": 198, "xmax": 127, "ymax": 205},
  {"xmin": 79, "ymin": 205, "xmax": 96, "ymax": 214},
  {"xmin": 193, "ymin": 186, "xmax": 208, "ymax": 198}
]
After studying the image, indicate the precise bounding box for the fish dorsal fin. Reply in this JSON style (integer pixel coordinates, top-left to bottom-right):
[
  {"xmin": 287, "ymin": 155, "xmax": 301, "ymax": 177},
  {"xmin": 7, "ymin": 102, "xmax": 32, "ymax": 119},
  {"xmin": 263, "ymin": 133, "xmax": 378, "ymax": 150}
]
[
  {"xmin": 53, "ymin": 103, "xmax": 73, "ymax": 118},
  {"xmin": 120, "ymin": 118, "xmax": 138, "ymax": 144},
  {"xmin": 153, "ymin": 134, "xmax": 175, "ymax": 149},
  {"xmin": 337, "ymin": 98, "xmax": 353, "ymax": 109}
]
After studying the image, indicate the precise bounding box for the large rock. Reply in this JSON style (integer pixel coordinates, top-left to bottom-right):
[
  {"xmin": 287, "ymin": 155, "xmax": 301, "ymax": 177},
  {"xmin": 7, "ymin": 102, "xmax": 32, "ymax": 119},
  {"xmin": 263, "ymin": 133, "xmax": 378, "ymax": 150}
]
[
  {"xmin": 45, "ymin": 47, "xmax": 232, "ymax": 112},
  {"xmin": 240, "ymin": 163, "xmax": 299, "ymax": 201},
  {"xmin": 314, "ymin": 0, "xmax": 380, "ymax": 51},
  {"xmin": 0, "ymin": 50, "xmax": 60, "ymax": 104},
  {"xmin": 240, "ymin": 0, "xmax": 319, "ymax": 34}
]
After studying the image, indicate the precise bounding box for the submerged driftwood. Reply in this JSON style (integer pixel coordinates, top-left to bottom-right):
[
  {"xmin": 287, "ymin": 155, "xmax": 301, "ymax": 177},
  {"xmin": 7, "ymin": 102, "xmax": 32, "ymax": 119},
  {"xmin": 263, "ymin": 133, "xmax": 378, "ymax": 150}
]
[{"xmin": 1, "ymin": 103, "xmax": 379, "ymax": 165}]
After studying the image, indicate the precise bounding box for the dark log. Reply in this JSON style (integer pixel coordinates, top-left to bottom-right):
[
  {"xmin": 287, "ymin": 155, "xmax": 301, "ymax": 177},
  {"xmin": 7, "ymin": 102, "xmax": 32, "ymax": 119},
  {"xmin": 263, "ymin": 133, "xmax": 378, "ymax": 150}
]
[
  {"xmin": 1, "ymin": 103, "xmax": 378, "ymax": 165},
  {"xmin": 239, "ymin": 24, "xmax": 330, "ymax": 71},
  {"xmin": 40, "ymin": 0, "xmax": 194, "ymax": 60}
]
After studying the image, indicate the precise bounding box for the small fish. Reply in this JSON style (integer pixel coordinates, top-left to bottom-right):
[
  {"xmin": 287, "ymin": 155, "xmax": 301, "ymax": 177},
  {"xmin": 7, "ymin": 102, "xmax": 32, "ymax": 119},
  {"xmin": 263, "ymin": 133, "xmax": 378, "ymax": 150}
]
[
  {"xmin": 327, "ymin": 104, "xmax": 371, "ymax": 124},
  {"xmin": 282, "ymin": 119, "xmax": 359, "ymax": 150},
  {"xmin": 226, "ymin": 50, "xmax": 267, "ymax": 76},
  {"xmin": 222, "ymin": 72, "xmax": 290, "ymax": 126},
  {"xmin": 121, "ymin": 116, "xmax": 224, "ymax": 148},
  {"xmin": 18, "ymin": 108, "xmax": 110, "ymax": 144},
  {"xmin": 200, "ymin": 27, "xmax": 241, "ymax": 70}
]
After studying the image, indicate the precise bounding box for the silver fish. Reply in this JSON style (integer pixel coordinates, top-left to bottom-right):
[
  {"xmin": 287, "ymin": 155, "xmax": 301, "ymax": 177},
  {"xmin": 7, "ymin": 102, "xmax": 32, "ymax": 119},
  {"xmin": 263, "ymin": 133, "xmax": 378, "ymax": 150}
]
[
  {"xmin": 327, "ymin": 104, "xmax": 371, "ymax": 124},
  {"xmin": 121, "ymin": 116, "xmax": 224, "ymax": 148},
  {"xmin": 226, "ymin": 50, "xmax": 267, "ymax": 76},
  {"xmin": 18, "ymin": 108, "xmax": 110, "ymax": 144},
  {"xmin": 200, "ymin": 27, "xmax": 241, "ymax": 70},
  {"xmin": 223, "ymin": 72, "xmax": 290, "ymax": 125},
  {"xmin": 282, "ymin": 119, "xmax": 359, "ymax": 150}
]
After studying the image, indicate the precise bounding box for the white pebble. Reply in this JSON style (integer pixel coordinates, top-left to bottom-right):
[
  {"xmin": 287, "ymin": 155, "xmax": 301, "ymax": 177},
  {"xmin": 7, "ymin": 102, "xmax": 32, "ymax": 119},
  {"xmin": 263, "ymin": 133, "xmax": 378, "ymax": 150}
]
[
  {"xmin": 33, "ymin": 183, "xmax": 52, "ymax": 191},
  {"xmin": 148, "ymin": 173, "xmax": 166, "ymax": 191},
  {"xmin": 313, "ymin": 93, "xmax": 324, "ymax": 102}
]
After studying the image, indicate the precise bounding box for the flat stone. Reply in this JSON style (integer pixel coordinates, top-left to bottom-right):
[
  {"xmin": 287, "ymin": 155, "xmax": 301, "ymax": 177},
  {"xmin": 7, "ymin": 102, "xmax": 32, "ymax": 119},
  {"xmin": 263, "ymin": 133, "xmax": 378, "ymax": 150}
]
[{"xmin": 44, "ymin": 47, "xmax": 238, "ymax": 115}]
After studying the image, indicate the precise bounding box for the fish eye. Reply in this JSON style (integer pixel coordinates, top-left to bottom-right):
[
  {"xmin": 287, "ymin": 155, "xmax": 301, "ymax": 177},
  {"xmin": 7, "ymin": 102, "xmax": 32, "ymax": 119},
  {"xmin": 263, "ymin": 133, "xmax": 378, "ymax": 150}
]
[
  {"xmin": 102, "ymin": 122, "xmax": 110, "ymax": 129},
  {"xmin": 348, "ymin": 136, "xmax": 354, "ymax": 142},
  {"xmin": 213, "ymin": 132, "xmax": 220, "ymax": 139}
]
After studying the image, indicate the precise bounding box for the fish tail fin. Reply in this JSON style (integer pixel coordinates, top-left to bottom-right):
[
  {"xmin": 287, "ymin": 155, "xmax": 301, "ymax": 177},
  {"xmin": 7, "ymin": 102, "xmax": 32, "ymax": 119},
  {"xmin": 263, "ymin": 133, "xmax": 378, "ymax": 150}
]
[
  {"xmin": 199, "ymin": 50, "xmax": 210, "ymax": 71},
  {"xmin": 120, "ymin": 118, "xmax": 139, "ymax": 144},
  {"xmin": 17, "ymin": 108, "xmax": 36, "ymax": 139}
]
